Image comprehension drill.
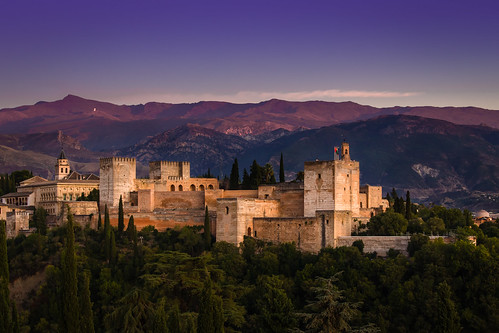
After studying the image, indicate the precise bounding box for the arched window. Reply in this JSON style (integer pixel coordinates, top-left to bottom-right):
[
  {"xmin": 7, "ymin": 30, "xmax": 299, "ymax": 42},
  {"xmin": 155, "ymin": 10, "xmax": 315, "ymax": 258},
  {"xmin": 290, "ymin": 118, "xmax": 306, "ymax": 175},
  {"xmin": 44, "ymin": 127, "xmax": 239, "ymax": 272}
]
[
  {"xmin": 248, "ymin": 227, "xmax": 252, "ymax": 236},
  {"xmin": 190, "ymin": 184, "xmax": 196, "ymax": 191},
  {"xmin": 208, "ymin": 184, "xmax": 214, "ymax": 190},
  {"xmin": 199, "ymin": 185, "xmax": 205, "ymax": 191},
  {"xmin": 178, "ymin": 185, "xmax": 183, "ymax": 191},
  {"xmin": 170, "ymin": 185, "xmax": 175, "ymax": 191},
  {"xmin": 225, "ymin": 206, "xmax": 229, "ymax": 214},
  {"xmin": 61, "ymin": 168, "xmax": 63, "ymax": 173}
]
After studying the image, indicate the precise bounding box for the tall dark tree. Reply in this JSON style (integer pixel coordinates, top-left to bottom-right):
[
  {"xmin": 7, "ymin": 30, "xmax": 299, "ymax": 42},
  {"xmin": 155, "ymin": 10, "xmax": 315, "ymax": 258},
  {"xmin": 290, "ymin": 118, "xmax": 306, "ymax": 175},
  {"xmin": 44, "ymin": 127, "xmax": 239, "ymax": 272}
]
[
  {"xmin": 204, "ymin": 206, "xmax": 211, "ymax": 250},
  {"xmin": 0, "ymin": 220, "xmax": 12, "ymax": 332},
  {"xmin": 249, "ymin": 160, "xmax": 262, "ymax": 189},
  {"xmin": 153, "ymin": 300, "xmax": 168, "ymax": 333},
  {"xmin": 97, "ymin": 208, "xmax": 102, "ymax": 230},
  {"xmin": 241, "ymin": 168, "xmax": 251, "ymax": 190},
  {"xmin": 167, "ymin": 303, "xmax": 181, "ymax": 333},
  {"xmin": 110, "ymin": 230, "xmax": 117, "ymax": 267},
  {"xmin": 127, "ymin": 215, "xmax": 135, "ymax": 241},
  {"xmin": 79, "ymin": 271, "xmax": 95, "ymax": 333},
  {"xmin": 229, "ymin": 159, "xmax": 240, "ymax": 190},
  {"xmin": 61, "ymin": 209, "xmax": 79, "ymax": 332},
  {"xmin": 104, "ymin": 205, "xmax": 111, "ymax": 262},
  {"xmin": 118, "ymin": 195, "xmax": 125, "ymax": 233},
  {"xmin": 33, "ymin": 207, "xmax": 48, "ymax": 235},
  {"xmin": 279, "ymin": 152, "xmax": 285, "ymax": 183},
  {"xmin": 197, "ymin": 276, "xmax": 224, "ymax": 333},
  {"xmin": 118, "ymin": 195, "xmax": 125, "ymax": 235},
  {"xmin": 405, "ymin": 191, "xmax": 412, "ymax": 220}
]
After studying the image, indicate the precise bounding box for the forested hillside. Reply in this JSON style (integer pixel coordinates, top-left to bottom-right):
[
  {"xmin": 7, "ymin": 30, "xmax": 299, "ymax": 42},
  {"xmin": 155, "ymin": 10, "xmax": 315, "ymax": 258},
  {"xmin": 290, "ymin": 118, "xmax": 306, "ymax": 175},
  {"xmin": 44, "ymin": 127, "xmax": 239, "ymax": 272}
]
[{"xmin": 1, "ymin": 203, "xmax": 498, "ymax": 332}]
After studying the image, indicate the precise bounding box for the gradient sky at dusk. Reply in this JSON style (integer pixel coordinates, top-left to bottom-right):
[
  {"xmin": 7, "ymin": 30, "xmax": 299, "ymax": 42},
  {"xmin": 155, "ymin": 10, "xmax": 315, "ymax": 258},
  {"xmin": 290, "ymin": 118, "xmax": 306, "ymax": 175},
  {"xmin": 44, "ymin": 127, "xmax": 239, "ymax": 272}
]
[{"xmin": 1, "ymin": 0, "xmax": 499, "ymax": 109}]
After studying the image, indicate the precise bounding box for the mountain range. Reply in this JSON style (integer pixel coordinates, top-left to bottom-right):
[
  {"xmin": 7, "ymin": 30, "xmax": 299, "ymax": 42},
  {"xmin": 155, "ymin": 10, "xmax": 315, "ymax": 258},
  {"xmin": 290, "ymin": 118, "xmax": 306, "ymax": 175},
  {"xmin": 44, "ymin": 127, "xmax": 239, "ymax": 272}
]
[{"xmin": 0, "ymin": 95, "xmax": 498, "ymax": 211}]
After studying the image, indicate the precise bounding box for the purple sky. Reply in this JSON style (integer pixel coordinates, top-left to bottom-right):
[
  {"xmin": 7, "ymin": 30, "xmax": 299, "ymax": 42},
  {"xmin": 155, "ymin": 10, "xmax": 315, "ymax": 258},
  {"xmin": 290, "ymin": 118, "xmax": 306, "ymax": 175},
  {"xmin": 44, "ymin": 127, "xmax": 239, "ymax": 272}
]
[{"xmin": 1, "ymin": 0, "xmax": 499, "ymax": 109}]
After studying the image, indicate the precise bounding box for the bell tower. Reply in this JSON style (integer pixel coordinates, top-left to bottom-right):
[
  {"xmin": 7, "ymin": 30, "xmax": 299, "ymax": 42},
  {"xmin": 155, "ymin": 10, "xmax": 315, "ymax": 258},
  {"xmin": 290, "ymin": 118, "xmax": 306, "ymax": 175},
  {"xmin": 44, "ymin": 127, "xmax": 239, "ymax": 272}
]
[
  {"xmin": 55, "ymin": 150, "xmax": 70, "ymax": 180},
  {"xmin": 341, "ymin": 141, "xmax": 350, "ymax": 161}
]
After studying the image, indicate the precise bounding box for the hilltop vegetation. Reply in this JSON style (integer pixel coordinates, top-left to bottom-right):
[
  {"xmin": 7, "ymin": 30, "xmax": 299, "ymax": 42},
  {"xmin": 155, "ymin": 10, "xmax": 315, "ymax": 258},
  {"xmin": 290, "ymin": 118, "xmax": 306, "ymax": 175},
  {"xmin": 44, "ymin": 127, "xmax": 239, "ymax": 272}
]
[{"xmin": 1, "ymin": 202, "xmax": 498, "ymax": 332}]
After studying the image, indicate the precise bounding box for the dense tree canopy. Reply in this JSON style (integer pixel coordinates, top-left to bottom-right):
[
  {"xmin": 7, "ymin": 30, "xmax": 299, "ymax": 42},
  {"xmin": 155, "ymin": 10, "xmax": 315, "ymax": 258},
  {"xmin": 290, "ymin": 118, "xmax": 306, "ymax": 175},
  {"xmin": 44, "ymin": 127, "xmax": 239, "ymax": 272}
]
[{"xmin": 1, "ymin": 204, "xmax": 497, "ymax": 332}]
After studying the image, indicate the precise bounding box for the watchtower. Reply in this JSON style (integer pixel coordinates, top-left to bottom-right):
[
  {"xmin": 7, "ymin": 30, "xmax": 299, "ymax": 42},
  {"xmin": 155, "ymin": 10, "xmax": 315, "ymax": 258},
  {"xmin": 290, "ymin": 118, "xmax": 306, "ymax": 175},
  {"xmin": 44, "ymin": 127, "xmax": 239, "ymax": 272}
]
[
  {"xmin": 99, "ymin": 157, "xmax": 136, "ymax": 208},
  {"xmin": 303, "ymin": 142, "xmax": 359, "ymax": 216}
]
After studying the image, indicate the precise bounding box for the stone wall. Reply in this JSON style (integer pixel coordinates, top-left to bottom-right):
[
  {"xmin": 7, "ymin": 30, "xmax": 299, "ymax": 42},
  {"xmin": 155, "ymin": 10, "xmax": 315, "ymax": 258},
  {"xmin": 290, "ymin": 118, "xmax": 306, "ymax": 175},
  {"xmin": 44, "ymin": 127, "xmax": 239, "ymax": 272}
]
[
  {"xmin": 6, "ymin": 209, "xmax": 30, "ymax": 238},
  {"xmin": 216, "ymin": 198, "xmax": 280, "ymax": 246},
  {"xmin": 60, "ymin": 201, "xmax": 99, "ymax": 228},
  {"xmin": 336, "ymin": 236, "xmax": 449, "ymax": 256},
  {"xmin": 154, "ymin": 191, "xmax": 205, "ymax": 210}
]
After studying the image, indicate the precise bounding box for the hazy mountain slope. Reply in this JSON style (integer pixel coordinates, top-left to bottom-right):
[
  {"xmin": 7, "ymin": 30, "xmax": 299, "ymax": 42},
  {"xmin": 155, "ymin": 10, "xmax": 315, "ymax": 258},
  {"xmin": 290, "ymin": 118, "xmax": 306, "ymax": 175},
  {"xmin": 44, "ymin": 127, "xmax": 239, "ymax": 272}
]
[{"xmin": 118, "ymin": 124, "xmax": 253, "ymax": 177}]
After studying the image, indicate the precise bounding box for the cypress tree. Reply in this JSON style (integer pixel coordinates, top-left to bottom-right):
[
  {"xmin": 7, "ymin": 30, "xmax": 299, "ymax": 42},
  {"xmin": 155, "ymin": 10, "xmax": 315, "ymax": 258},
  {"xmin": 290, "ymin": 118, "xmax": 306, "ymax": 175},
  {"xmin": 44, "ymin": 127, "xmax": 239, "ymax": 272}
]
[
  {"xmin": 97, "ymin": 209, "xmax": 102, "ymax": 230},
  {"xmin": 61, "ymin": 210, "xmax": 79, "ymax": 332},
  {"xmin": 212, "ymin": 295, "xmax": 225, "ymax": 333},
  {"xmin": 405, "ymin": 191, "xmax": 412, "ymax": 220},
  {"xmin": 127, "ymin": 215, "xmax": 135, "ymax": 241},
  {"xmin": 153, "ymin": 300, "xmax": 168, "ymax": 333},
  {"xmin": 0, "ymin": 220, "xmax": 12, "ymax": 332},
  {"xmin": 241, "ymin": 169, "xmax": 250, "ymax": 190},
  {"xmin": 204, "ymin": 206, "xmax": 211, "ymax": 250},
  {"xmin": 11, "ymin": 302, "xmax": 19, "ymax": 333},
  {"xmin": 110, "ymin": 230, "xmax": 117, "ymax": 267},
  {"xmin": 118, "ymin": 195, "xmax": 124, "ymax": 235},
  {"xmin": 229, "ymin": 159, "xmax": 240, "ymax": 190},
  {"xmin": 197, "ymin": 278, "xmax": 215, "ymax": 333},
  {"xmin": 249, "ymin": 160, "xmax": 261, "ymax": 189},
  {"xmin": 104, "ymin": 205, "xmax": 111, "ymax": 261},
  {"xmin": 79, "ymin": 271, "xmax": 95, "ymax": 333},
  {"xmin": 279, "ymin": 152, "xmax": 285, "ymax": 183},
  {"xmin": 167, "ymin": 303, "xmax": 181, "ymax": 333}
]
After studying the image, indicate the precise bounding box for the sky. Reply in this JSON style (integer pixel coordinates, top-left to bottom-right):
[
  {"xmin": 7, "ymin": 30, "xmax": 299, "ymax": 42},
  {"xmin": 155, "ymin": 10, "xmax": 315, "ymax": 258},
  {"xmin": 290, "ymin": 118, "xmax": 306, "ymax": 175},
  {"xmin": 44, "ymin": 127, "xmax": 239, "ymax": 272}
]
[{"xmin": 1, "ymin": 0, "xmax": 499, "ymax": 109}]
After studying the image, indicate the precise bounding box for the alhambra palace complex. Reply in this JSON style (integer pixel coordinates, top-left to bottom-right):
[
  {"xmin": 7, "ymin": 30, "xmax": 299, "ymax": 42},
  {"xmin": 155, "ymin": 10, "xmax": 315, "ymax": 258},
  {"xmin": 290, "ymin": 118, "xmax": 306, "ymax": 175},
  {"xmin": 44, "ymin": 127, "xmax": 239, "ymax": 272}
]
[{"xmin": 3, "ymin": 142, "xmax": 432, "ymax": 255}]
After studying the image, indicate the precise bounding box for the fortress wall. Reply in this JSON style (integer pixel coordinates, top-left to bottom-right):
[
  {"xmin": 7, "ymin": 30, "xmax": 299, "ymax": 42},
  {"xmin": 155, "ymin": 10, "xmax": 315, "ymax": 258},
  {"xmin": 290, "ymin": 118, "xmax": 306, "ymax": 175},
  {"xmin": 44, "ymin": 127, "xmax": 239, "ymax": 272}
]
[
  {"xmin": 277, "ymin": 191, "xmax": 304, "ymax": 217},
  {"xmin": 216, "ymin": 198, "xmax": 280, "ymax": 246},
  {"xmin": 337, "ymin": 236, "xmax": 450, "ymax": 256},
  {"xmin": 154, "ymin": 191, "xmax": 205, "ymax": 209},
  {"xmin": 108, "ymin": 209, "xmax": 207, "ymax": 231},
  {"xmin": 138, "ymin": 189, "xmax": 155, "ymax": 212},
  {"xmin": 337, "ymin": 236, "xmax": 411, "ymax": 256},
  {"xmin": 253, "ymin": 217, "xmax": 319, "ymax": 252}
]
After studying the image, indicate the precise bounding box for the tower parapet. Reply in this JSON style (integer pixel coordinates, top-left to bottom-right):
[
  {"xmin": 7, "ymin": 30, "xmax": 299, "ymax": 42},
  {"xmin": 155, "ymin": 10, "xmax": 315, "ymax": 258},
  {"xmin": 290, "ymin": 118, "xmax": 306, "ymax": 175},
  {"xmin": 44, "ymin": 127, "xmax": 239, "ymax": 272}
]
[{"xmin": 149, "ymin": 161, "xmax": 190, "ymax": 180}]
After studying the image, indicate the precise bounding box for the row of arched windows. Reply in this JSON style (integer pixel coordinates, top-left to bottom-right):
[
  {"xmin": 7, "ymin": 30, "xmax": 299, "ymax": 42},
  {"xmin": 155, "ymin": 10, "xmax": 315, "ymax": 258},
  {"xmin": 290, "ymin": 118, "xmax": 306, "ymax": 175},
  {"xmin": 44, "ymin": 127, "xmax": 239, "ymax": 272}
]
[{"xmin": 170, "ymin": 184, "xmax": 214, "ymax": 191}]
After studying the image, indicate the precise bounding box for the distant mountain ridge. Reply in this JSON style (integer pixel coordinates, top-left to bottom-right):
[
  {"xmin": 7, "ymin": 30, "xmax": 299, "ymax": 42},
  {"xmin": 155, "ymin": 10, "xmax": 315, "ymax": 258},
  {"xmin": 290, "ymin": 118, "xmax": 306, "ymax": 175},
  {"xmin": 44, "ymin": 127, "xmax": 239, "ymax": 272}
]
[{"xmin": 1, "ymin": 94, "xmax": 498, "ymax": 150}]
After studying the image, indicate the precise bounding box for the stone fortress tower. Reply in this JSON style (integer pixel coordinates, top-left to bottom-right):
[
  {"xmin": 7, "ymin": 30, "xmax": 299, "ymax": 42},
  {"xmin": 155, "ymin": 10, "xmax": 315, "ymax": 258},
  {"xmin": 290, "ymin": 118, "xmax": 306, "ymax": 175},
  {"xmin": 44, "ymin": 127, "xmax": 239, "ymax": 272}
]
[
  {"xmin": 99, "ymin": 157, "xmax": 137, "ymax": 208},
  {"xmin": 304, "ymin": 141, "xmax": 359, "ymax": 217}
]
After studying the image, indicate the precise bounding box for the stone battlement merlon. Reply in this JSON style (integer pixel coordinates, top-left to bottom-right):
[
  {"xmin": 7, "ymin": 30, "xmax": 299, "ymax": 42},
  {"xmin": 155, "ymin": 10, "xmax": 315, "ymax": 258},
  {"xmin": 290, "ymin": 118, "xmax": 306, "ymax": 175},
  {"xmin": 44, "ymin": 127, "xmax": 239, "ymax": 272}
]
[{"xmin": 100, "ymin": 157, "xmax": 136, "ymax": 164}]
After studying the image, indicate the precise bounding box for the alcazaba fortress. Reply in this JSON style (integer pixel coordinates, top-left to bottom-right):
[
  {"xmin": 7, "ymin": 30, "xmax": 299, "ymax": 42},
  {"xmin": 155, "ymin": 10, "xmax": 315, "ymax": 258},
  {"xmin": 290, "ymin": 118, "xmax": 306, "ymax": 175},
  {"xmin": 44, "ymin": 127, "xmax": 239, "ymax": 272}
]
[{"xmin": 3, "ymin": 141, "xmax": 435, "ymax": 255}]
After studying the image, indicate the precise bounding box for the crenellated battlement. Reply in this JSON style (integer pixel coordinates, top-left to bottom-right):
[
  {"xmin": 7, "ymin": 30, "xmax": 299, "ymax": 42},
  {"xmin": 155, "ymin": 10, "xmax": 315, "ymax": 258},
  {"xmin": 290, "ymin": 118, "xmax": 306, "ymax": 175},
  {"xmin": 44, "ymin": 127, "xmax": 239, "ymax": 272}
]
[
  {"xmin": 100, "ymin": 157, "xmax": 136, "ymax": 165},
  {"xmin": 149, "ymin": 160, "xmax": 190, "ymax": 180}
]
